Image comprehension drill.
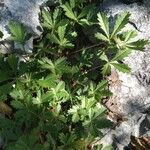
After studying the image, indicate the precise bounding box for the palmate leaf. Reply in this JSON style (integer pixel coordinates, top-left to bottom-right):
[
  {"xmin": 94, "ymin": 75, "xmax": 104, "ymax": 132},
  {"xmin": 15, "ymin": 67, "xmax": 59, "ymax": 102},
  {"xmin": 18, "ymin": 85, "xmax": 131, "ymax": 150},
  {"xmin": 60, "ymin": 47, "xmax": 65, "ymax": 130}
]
[
  {"xmin": 42, "ymin": 8, "xmax": 68, "ymax": 31},
  {"xmin": 125, "ymin": 39, "xmax": 149, "ymax": 51},
  {"xmin": 47, "ymin": 25, "xmax": 74, "ymax": 49},
  {"xmin": 61, "ymin": 2, "xmax": 78, "ymax": 21},
  {"xmin": 39, "ymin": 57, "xmax": 72, "ymax": 75},
  {"xmin": 8, "ymin": 22, "xmax": 31, "ymax": 44},
  {"xmin": 97, "ymin": 12, "xmax": 109, "ymax": 38},
  {"xmin": 50, "ymin": 81, "xmax": 69, "ymax": 102},
  {"xmin": 111, "ymin": 62, "xmax": 131, "ymax": 73},
  {"xmin": 37, "ymin": 74, "xmax": 58, "ymax": 88},
  {"xmin": 111, "ymin": 12, "xmax": 130, "ymax": 38},
  {"xmin": 42, "ymin": 9, "xmax": 54, "ymax": 29}
]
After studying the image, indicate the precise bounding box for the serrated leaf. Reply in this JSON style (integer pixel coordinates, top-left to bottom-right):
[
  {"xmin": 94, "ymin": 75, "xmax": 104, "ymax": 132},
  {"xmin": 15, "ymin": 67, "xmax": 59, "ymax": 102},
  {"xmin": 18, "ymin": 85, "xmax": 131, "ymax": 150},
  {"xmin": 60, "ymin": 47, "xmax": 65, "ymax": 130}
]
[
  {"xmin": 100, "ymin": 52, "xmax": 109, "ymax": 62},
  {"xmin": 123, "ymin": 30, "xmax": 137, "ymax": 42},
  {"xmin": 78, "ymin": 6, "xmax": 90, "ymax": 19},
  {"xmin": 95, "ymin": 32, "xmax": 109, "ymax": 42},
  {"xmin": 55, "ymin": 81, "xmax": 65, "ymax": 92},
  {"xmin": 97, "ymin": 12, "xmax": 109, "ymax": 38},
  {"xmin": 102, "ymin": 63, "xmax": 111, "ymax": 75},
  {"xmin": 42, "ymin": 9, "xmax": 53, "ymax": 29},
  {"xmin": 112, "ymin": 49, "xmax": 132, "ymax": 61},
  {"xmin": 62, "ymin": 3, "xmax": 78, "ymax": 21},
  {"xmin": 126, "ymin": 39, "xmax": 149, "ymax": 51},
  {"xmin": 47, "ymin": 26, "xmax": 74, "ymax": 49},
  {"xmin": 38, "ymin": 74, "xmax": 58, "ymax": 88},
  {"xmin": 47, "ymin": 33, "xmax": 60, "ymax": 44},
  {"xmin": 111, "ymin": 63, "xmax": 131, "ymax": 73},
  {"xmin": 8, "ymin": 22, "xmax": 31, "ymax": 44},
  {"xmin": 96, "ymin": 80, "xmax": 108, "ymax": 91},
  {"xmin": 70, "ymin": 0, "xmax": 76, "ymax": 9},
  {"xmin": 58, "ymin": 25, "xmax": 66, "ymax": 41},
  {"xmin": 7, "ymin": 54, "xmax": 19, "ymax": 73},
  {"xmin": 53, "ymin": 8, "xmax": 59, "ymax": 21},
  {"xmin": 111, "ymin": 12, "xmax": 130, "ymax": 38}
]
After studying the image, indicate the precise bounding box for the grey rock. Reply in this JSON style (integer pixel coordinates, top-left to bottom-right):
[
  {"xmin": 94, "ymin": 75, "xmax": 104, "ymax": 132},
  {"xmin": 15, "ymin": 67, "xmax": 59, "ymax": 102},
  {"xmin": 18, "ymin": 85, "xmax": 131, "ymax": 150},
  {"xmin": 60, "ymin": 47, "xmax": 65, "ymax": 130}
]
[
  {"xmin": 0, "ymin": 0, "xmax": 50, "ymax": 53},
  {"xmin": 99, "ymin": 0, "xmax": 150, "ymax": 149}
]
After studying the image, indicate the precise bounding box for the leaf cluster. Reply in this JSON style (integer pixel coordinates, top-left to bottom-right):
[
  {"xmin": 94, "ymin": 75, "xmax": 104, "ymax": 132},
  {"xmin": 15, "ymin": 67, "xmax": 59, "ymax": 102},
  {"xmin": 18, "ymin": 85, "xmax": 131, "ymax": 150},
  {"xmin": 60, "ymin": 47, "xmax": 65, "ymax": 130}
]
[{"xmin": 0, "ymin": 0, "xmax": 148, "ymax": 150}]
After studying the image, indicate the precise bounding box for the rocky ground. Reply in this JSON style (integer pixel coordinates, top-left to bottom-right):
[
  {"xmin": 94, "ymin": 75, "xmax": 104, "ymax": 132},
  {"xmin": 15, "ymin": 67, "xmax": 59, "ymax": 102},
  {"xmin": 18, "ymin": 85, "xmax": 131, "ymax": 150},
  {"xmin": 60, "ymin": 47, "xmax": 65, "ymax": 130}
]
[{"xmin": 99, "ymin": 0, "xmax": 150, "ymax": 149}]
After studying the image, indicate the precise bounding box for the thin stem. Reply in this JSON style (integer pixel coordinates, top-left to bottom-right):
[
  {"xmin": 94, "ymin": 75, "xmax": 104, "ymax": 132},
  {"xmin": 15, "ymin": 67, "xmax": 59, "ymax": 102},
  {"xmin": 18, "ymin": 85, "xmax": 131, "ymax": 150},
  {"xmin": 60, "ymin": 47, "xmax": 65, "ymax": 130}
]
[{"xmin": 69, "ymin": 42, "xmax": 105, "ymax": 56}]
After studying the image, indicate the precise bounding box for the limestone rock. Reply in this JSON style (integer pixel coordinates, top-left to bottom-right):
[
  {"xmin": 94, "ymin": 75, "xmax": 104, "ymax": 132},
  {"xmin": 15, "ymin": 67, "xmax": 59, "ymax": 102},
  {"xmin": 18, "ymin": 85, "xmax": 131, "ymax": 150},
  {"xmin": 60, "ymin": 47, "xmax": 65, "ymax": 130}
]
[
  {"xmin": 0, "ymin": 0, "xmax": 50, "ymax": 53},
  {"xmin": 99, "ymin": 0, "xmax": 150, "ymax": 149}
]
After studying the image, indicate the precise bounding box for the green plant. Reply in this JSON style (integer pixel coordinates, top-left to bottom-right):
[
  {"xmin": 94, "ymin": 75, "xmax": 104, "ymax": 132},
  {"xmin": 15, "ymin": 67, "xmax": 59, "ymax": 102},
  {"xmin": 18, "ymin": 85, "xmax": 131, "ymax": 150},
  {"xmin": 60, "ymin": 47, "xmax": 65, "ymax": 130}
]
[
  {"xmin": 95, "ymin": 12, "xmax": 148, "ymax": 75},
  {"xmin": 0, "ymin": 0, "xmax": 148, "ymax": 150}
]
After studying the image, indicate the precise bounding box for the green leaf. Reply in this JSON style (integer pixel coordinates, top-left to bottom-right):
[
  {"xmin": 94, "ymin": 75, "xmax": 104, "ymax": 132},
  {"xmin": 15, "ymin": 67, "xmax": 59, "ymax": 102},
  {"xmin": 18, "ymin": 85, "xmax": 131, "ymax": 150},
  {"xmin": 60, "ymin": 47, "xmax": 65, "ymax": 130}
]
[
  {"xmin": 47, "ymin": 25, "xmax": 74, "ymax": 49},
  {"xmin": 62, "ymin": 2, "xmax": 78, "ymax": 21},
  {"xmin": 126, "ymin": 39, "xmax": 149, "ymax": 51},
  {"xmin": 7, "ymin": 54, "xmax": 19, "ymax": 73},
  {"xmin": 95, "ymin": 32, "xmax": 109, "ymax": 42},
  {"xmin": 72, "ymin": 113, "xmax": 80, "ymax": 123},
  {"xmin": 97, "ymin": 12, "xmax": 109, "ymax": 38},
  {"xmin": 37, "ymin": 74, "xmax": 58, "ymax": 88},
  {"xmin": 0, "ymin": 83, "xmax": 12, "ymax": 100},
  {"xmin": 42, "ymin": 9, "xmax": 54, "ymax": 29},
  {"xmin": 111, "ymin": 12, "xmax": 130, "ymax": 38},
  {"xmin": 112, "ymin": 49, "xmax": 132, "ymax": 61},
  {"xmin": 123, "ymin": 30, "xmax": 137, "ymax": 42},
  {"xmin": 96, "ymin": 118, "xmax": 113, "ymax": 129},
  {"xmin": 8, "ymin": 22, "xmax": 31, "ymax": 44},
  {"xmin": 102, "ymin": 63, "xmax": 111, "ymax": 75},
  {"xmin": 96, "ymin": 80, "xmax": 108, "ymax": 91},
  {"xmin": 42, "ymin": 8, "xmax": 68, "ymax": 31},
  {"xmin": 10, "ymin": 89, "xmax": 24, "ymax": 100},
  {"xmin": 11, "ymin": 100, "xmax": 24, "ymax": 109},
  {"xmin": 50, "ymin": 81, "xmax": 69, "ymax": 102},
  {"xmin": 58, "ymin": 25, "xmax": 67, "ymax": 41},
  {"xmin": 77, "ymin": 6, "xmax": 91, "ymax": 19},
  {"xmin": 0, "ymin": 30, "xmax": 3, "ymax": 38},
  {"xmin": 111, "ymin": 63, "xmax": 131, "ymax": 73},
  {"xmin": 0, "ymin": 71, "xmax": 10, "ymax": 82},
  {"xmin": 100, "ymin": 52, "xmax": 109, "ymax": 62},
  {"xmin": 47, "ymin": 33, "xmax": 60, "ymax": 45}
]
